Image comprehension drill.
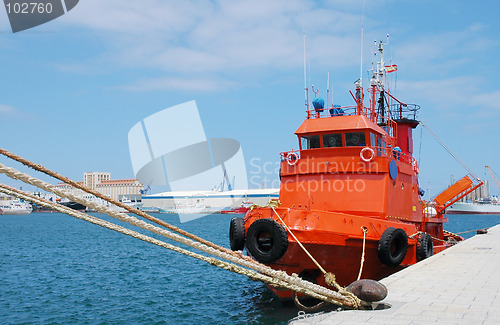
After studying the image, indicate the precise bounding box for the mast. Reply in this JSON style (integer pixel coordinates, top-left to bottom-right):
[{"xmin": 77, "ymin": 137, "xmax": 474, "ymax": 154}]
[
  {"xmin": 369, "ymin": 36, "xmax": 390, "ymax": 123},
  {"xmin": 360, "ymin": 0, "xmax": 365, "ymax": 87},
  {"xmin": 356, "ymin": 0, "xmax": 365, "ymax": 115},
  {"xmin": 304, "ymin": 32, "xmax": 308, "ymax": 112},
  {"xmin": 327, "ymin": 72, "xmax": 330, "ymax": 110}
]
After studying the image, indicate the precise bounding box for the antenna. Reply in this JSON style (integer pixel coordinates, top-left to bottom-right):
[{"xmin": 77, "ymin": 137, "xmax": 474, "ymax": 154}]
[
  {"xmin": 304, "ymin": 33, "xmax": 307, "ymax": 99},
  {"xmin": 360, "ymin": 0, "xmax": 365, "ymax": 84},
  {"xmin": 327, "ymin": 72, "xmax": 330, "ymax": 108},
  {"xmin": 302, "ymin": 0, "xmax": 308, "ymax": 110}
]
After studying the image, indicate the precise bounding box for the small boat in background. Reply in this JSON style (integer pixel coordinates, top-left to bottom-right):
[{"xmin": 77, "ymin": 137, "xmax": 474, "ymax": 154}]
[
  {"xmin": 0, "ymin": 199, "xmax": 33, "ymax": 215},
  {"xmin": 221, "ymin": 201, "xmax": 253, "ymax": 214},
  {"xmin": 58, "ymin": 199, "xmax": 87, "ymax": 212}
]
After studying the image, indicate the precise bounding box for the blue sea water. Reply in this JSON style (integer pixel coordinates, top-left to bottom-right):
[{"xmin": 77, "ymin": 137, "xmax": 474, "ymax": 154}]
[
  {"xmin": 0, "ymin": 212, "xmax": 498, "ymax": 324},
  {"xmin": 0, "ymin": 213, "xmax": 299, "ymax": 325}
]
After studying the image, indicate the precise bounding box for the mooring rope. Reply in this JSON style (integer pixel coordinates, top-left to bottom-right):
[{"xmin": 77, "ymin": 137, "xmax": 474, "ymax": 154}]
[
  {"xmin": 356, "ymin": 226, "xmax": 368, "ymax": 281},
  {"xmin": 419, "ymin": 122, "xmax": 480, "ymax": 182},
  {"xmin": 453, "ymin": 228, "xmax": 489, "ymax": 235},
  {"xmin": 0, "ymin": 183, "xmax": 353, "ymax": 305},
  {"xmin": 271, "ymin": 206, "xmax": 327, "ymax": 274},
  {"xmin": 270, "ymin": 206, "xmax": 360, "ymax": 305},
  {"xmin": 0, "ymin": 148, "xmax": 236, "ymax": 258},
  {"xmin": 409, "ymin": 230, "xmax": 463, "ymax": 246},
  {"xmin": 0, "ymin": 163, "xmax": 361, "ymax": 308}
]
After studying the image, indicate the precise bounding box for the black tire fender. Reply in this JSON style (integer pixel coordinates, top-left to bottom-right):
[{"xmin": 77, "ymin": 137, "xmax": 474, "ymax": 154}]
[
  {"xmin": 245, "ymin": 218, "xmax": 288, "ymax": 264},
  {"xmin": 229, "ymin": 217, "xmax": 246, "ymax": 251},
  {"xmin": 416, "ymin": 232, "xmax": 433, "ymax": 261},
  {"xmin": 377, "ymin": 227, "xmax": 408, "ymax": 266}
]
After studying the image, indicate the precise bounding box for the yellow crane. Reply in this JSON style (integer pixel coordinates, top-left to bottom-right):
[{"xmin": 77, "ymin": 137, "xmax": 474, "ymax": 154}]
[{"xmin": 485, "ymin": 165, "xmax": 500, "ymax": 193}]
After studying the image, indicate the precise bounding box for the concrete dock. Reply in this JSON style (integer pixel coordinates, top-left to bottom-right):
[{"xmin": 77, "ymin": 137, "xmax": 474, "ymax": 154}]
[{"xmin": 290, "ymin": 224, "xmax": 500, "ymax": 324}]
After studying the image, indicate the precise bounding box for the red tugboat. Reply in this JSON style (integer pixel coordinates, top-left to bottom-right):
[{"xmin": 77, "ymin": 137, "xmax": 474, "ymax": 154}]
[{"xmin": 229, "ymin": 39, "xmax": 482, "ymax": 299}]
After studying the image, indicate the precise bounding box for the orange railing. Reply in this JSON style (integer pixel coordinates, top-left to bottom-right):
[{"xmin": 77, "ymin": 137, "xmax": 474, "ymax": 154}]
[{"xmin": 281, "ymin": 146, "xmax": 417, "ymax": 168}]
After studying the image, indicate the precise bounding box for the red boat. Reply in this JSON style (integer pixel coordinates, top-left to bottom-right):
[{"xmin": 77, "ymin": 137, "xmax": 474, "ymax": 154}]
[
  {"xmin": 229, "ymin": 40, "xmax": 482, "ymax": 299},
  {"xmin": 221, "ymin": 201, "xmax": 253, "ymax": 214},
  {"xmin": 221, "ymin": 206, "xmax": 250, "ymax": 214}
]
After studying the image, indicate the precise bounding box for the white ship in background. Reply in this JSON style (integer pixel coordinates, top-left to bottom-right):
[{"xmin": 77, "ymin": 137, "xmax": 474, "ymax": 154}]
[
  {"xmin": 447, "ymin": 198, "xmax": 500, "ymax": 214},
  {"xmin": 142, "ymin": 188, "xmax": 280, "ymax": 214},
  {"xmin": 447, "ymin": 166, "xmax": 500, "ymax": 214},
  {"xmin": 0, "ymin": 199, "xmax": 33, "ymax": 215}
]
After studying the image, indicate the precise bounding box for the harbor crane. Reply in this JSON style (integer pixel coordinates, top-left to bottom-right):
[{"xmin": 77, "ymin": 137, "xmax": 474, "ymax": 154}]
[{"xmin": 485, "ymin": 165, "xmax": 500, "ymax": 193}]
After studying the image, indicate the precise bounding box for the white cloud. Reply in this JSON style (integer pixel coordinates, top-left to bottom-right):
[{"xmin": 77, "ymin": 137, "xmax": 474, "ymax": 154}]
[
  {"xmin": 122, "ymin": 76, "xmax": 236, "ymax": 92},
  {"xmin": 0, "ymin": 105, "xmax": 35, "ymax": 119},
  {"xmin": 0, "ymin": 105, "xmax": 16, "ymax": 114},
  {"xmin": 397, "ymin": 76, "xmax": 500, "ymax": 122},
  {"xmin": 54, "ymin": 0, "xmax": 500, "ymax": 97},
  {"xmin": 56, "ymin": 0, "xmax": 365, "ymax": 90},
  {"xmin": 63, "ymin": 0, "xmax": 206, "ymax": 34},
  {"xmin": 393, "ymin": 28, "xmax": 496, "ymax": 78}
]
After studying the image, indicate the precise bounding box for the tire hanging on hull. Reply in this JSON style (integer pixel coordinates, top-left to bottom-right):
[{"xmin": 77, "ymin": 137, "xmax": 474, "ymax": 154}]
[
  {"xmin": 416, "ymin": 232, "xmax": 433, "ymax": 261},
  {"xmin": 229, "ymin": 217, "xmax": 246, "ymax": 251},
  {"xmin": 245, "ymin": 218, "xmax": 288, "ymax": 264},
  {"xmin": 377, "ymin": 227, "xmax": 408, "ymax": 266}
]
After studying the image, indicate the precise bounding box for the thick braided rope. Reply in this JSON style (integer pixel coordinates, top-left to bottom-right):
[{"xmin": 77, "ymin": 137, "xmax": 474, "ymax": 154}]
[
  {"xmin": 0, "ymin": 164, "xmax": 360, "ymax": 308},
  {"xmin": 0, "ymin": 184, "xmax": 351, "ymax": 305},
  {"xmin": 271, "ymin": 207, "xmax": 359, "ymax": 304},
  {"xmin": 0, "ymin": 148, "xmax": 233, "ymax": 257}
]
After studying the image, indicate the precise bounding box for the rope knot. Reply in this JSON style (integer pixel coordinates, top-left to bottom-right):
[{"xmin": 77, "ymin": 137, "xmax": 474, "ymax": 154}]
[{"xmin": 324, "ymin": 272, "xmax": 337, "ymax": 287}]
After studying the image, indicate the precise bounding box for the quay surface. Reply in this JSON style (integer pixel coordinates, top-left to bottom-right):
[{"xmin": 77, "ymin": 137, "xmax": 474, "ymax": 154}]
[{"xmin": 290, "ymin": 224, "xmax": 500, "ymax": 324}]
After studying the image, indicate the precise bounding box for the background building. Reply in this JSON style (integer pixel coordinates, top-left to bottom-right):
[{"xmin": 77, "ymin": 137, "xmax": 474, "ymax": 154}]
[
  {"xmin": 96, "ymin": 179, "xmax": 144, "ymax": 202},
  {"xmin": 84, "ymin": 172, "xmax": 111, "ymax": 190},
  {"xmin": 56, "ymin": 172, "xmax": 144, "ymax": 202}
]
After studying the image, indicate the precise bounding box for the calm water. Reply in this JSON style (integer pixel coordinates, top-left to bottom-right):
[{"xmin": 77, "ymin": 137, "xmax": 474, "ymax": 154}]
[{"xmin": 0, "ymin": 212, "xmax": 498, "ymax": 324}]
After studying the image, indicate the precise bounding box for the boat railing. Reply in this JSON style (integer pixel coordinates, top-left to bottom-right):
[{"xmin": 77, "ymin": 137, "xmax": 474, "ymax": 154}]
[
  {"xmin": 388, "ymin": 103, "xmax": 420, "ymax": 121},
  {"xmin": 384, "ymin": 147, "xmax": 416, "ymax": 165},
  {"xmin": 306, "ymin": 104, "xmax": 383, "ymax": 120},
  {"xmin": 281, "ymin": 146, "xmax": 417, "ymax": 167},
  {"xmin": 422, "ymin": 201, "xmax": 440, "ymax": 219},
  {"xmin": 306, "ymin": 105, "xmax": 358, "ymax": 119},
  {"xmin": 306, "ymin": 103, "xmax": 420, "ymax": 123}
]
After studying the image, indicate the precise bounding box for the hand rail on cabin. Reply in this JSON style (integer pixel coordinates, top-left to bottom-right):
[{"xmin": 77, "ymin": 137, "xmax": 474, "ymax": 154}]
[
  {"xmin": 280, "ymin": 146, "xmax": 417, "ymax": 168},
  {"xmin": 306, "ymin": 103, "xmax": 420, "ymax": 122}
]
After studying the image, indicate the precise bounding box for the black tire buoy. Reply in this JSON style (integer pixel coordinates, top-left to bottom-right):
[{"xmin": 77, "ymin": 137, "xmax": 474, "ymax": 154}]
[
  {"xmin": 416, "ymin": 232, "xmax": 433, "ymax": 261},
  {"xmin": 377, "ymin": 227, "xmax": 408, "ymax": 266},
  {"xmin": 245, "ymin": 218, "xmax": 288, "ymax": 263},
  {"xmin": 229, "ymin": 217, "xmax": 246, "ymax": 251}
]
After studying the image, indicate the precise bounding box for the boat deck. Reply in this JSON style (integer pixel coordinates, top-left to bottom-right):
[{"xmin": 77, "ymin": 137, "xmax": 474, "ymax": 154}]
[{"xmin": 290, "ymin": 224, "xmax": 500, "ymax": 324}]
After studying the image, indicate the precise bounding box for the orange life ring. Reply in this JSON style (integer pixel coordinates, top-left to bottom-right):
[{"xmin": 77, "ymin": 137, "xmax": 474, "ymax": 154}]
[
  {"xmin": 287, "ymin": 152, "xmax": 299, "ymax": 166},
  {"xmin": 360, "ymin": 147, "xmax": 375, "ymax": 162}
]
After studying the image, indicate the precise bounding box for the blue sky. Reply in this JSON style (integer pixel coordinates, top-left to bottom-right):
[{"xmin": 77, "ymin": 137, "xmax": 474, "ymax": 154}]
[{"xmin": 0, "ymin": 0, "xmax": 499, "ymax": 199}]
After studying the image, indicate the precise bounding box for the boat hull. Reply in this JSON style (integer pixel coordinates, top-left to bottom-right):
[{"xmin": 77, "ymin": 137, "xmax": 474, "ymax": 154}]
[
  {"xmin": 266, "ymin": 241, "xmax": 403, "ymax": 299},
  {"xmin": 242, "ymin": 207, "xmax": 451, "ymax": 299},
  {"xmin": 59, "ymin": 201, "xmax": 86, "ymax": 212},
  {"xmin": 0, "ymin": 209, "xmax": 32, "ymax": 215},
  {"xmin": 0, "ymin": 200, "xmax": 33, "ymax": 215}
]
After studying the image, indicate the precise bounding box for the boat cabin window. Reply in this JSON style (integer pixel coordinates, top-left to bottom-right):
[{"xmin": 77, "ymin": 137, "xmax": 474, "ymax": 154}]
[
  {"xmin": 377, "ymin": 136, "xmax": 386, "ymax": 156},
  {"xmin": 301, "ymin": 135, "xmax": 320, "ymax": 149},
  {"xmin": 370, "ymin": 133, "xmax": 376, "ymax": 147},
  {"xmin": 345, "ymin": 132, "xmax": 366, "ymax": 147},
  {"xmin": 323, "ymin": 134, "xmax": 343, "ymax": 148}
]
